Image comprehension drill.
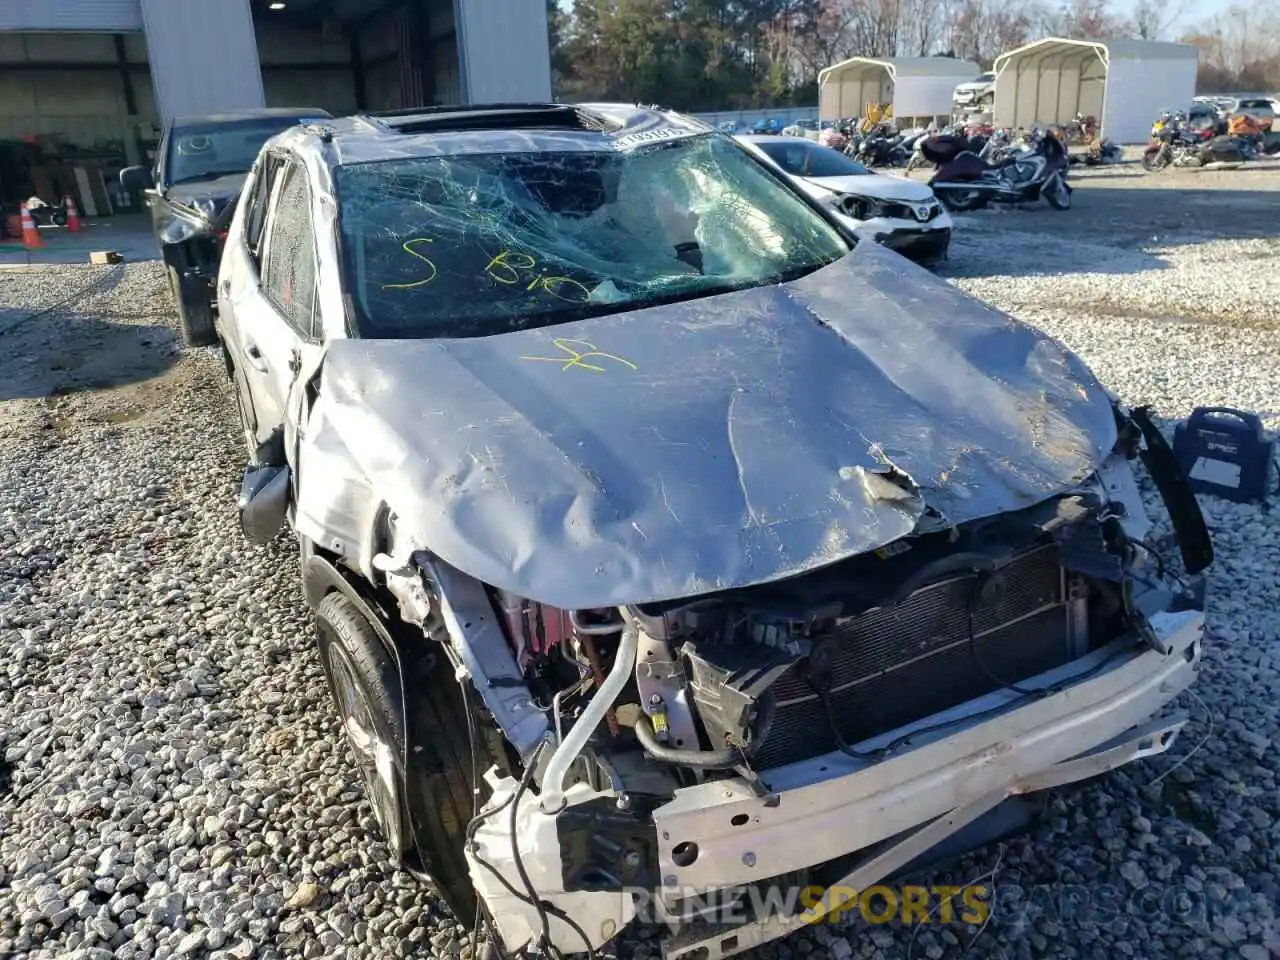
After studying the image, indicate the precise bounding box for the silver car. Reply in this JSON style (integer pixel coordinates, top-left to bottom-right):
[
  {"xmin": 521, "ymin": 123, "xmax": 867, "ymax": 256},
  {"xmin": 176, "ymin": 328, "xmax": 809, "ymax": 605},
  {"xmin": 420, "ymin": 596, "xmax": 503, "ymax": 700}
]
[{"xmin": 214, "ymin": 101, "xmax": 1212, "ymax": 959}]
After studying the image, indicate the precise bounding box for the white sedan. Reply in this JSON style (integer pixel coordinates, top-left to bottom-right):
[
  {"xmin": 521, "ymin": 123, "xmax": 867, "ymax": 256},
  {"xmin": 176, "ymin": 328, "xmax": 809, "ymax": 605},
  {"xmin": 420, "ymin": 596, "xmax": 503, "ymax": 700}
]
[{"xmin": 737, "ymin": 133, "xmax": 953, "ymax": 263}]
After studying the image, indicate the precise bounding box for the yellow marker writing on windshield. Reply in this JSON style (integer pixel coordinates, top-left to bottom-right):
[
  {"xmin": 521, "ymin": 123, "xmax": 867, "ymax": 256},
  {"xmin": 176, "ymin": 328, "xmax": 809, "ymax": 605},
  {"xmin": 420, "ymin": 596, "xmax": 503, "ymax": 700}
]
[
  {"xmin": 520, "ymin": 338, "xmax": 638, "ymax": 374},
  {"xmin": 486, "ymin": 250, "xmax": 536, "ymax": 285},
  {"xmin": 539, "ymin": 275, "xmax": 591, "ymax": 303},
  {"xmin": 382, "ymin": 238, "xmax": 437, "ymax": 289},
  {"xmin": 486, "ymin": 251, "xmax": 592, "ymax": 304}
]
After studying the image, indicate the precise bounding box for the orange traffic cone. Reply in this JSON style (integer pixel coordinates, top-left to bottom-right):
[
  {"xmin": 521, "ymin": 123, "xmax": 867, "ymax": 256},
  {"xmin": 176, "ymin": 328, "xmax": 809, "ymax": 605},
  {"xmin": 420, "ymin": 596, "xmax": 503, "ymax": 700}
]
[
  {"xmin": 65, "ymin": 195, "xmax": 82, "ymax": 232},
  {"xmin": 19, "ymin": 202, "xmax": 44, "ymax": 249}
]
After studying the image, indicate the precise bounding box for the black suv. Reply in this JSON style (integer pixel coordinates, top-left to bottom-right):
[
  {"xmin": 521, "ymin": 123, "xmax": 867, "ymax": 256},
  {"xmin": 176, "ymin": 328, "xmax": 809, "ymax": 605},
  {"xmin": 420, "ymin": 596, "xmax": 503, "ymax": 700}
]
[{"xmin": 120, "ymin": 108, "xmax": 330, "ymax": 346}]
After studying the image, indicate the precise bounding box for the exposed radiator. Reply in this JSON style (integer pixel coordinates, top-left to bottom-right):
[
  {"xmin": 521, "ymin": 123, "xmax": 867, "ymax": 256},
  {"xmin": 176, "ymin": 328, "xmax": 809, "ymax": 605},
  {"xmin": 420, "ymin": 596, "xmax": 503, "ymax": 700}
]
[{"xmin": 754, "ymin": 544, "xmax": 1071, "ymax": 770}]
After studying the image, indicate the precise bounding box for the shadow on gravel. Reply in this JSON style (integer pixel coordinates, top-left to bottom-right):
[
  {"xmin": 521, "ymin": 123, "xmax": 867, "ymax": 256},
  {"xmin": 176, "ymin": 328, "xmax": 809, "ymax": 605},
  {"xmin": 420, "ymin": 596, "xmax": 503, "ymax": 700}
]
[
  {"xmin": 970, "ymin": 183, "xmax": 1280, "ymax": 246},
  {"xmin": 939, "ymin": 226, "xmax": 1170, "ymax": 279},
  {"xmin": 0, "ymin": 306, "xmax": 179, "ymax": 402}
]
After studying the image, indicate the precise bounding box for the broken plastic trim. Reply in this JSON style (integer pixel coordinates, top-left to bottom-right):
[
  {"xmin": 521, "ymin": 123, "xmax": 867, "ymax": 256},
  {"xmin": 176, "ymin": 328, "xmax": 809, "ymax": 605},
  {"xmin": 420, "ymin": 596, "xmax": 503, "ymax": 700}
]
[{"xmin": 1129, "ymin": 406, "xmax": 1214, "ymax": 575}]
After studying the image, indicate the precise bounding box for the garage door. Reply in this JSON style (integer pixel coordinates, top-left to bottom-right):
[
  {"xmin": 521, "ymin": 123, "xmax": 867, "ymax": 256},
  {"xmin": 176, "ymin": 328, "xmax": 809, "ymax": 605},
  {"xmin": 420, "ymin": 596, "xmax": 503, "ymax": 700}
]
[
  {"xmin": 0, "ymin": 0, "xmax": 143, "ymax": 32},
  {"xmin": 140, "ymin": 0, "xmax": 264, "ymax": 120}
]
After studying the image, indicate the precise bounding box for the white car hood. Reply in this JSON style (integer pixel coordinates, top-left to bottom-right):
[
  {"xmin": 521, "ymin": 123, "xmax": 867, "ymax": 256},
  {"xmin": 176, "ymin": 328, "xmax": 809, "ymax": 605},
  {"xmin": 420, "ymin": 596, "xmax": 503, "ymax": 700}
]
[{"xmin": 800, "ymin": 173, "xmax": 937, "ymax": 204}]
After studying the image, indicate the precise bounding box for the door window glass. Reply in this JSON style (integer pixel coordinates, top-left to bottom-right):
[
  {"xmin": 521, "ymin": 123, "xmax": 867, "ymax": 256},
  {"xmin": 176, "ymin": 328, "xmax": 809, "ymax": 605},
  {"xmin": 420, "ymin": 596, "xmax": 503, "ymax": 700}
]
[
  {"xmin": 263, "ymin": 161, "xmax": 318, "ymax": 338},
  {"xmin": 244, "ymin": 154, "xmax": 285, "ymax": 264}
]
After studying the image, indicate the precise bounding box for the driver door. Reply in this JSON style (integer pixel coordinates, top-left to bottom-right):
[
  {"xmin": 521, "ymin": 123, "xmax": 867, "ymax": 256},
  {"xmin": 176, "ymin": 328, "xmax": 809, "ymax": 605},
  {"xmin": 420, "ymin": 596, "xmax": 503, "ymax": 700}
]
[{"xmin": 145, "ymin": 125, "xmax": 172, "ymax": 244}]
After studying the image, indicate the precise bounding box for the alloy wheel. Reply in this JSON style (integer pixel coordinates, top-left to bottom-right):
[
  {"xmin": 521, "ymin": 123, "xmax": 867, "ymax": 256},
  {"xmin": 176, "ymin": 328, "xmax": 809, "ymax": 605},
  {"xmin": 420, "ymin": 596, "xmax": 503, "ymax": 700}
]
[{"xmin": 323, "ymin": 637, "xmax": 405, "ymax": 854}]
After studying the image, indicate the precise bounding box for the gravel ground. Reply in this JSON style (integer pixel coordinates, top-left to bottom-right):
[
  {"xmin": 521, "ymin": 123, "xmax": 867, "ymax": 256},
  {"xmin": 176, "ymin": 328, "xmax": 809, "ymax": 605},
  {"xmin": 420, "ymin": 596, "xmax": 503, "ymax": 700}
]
[{"xmin": 2, "ymin": 165, "xmax": 1279, "ymax": 960}]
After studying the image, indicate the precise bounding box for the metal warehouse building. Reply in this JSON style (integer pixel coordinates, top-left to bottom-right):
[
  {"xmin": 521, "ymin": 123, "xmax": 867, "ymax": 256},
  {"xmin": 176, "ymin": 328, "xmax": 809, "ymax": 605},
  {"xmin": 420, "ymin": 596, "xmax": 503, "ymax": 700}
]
[
  {"xmin": 818, "ymin": 56, "xmax": 982, "ymax": 128},
  {"xmin": 992, "ymin": 38, "xmax": 1199, "ymax": 144},
  {"xmin": 0, "ymin": 0, "xmax": 550, "ymax": 192}
]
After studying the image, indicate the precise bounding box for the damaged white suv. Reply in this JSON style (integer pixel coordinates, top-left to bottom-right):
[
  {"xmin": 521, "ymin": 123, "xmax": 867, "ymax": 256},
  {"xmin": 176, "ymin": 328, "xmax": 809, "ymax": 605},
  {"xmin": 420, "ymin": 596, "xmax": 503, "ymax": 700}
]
[{"xmin": 215, "ymin": 102, "xmax": 1213, "ymax": 960}]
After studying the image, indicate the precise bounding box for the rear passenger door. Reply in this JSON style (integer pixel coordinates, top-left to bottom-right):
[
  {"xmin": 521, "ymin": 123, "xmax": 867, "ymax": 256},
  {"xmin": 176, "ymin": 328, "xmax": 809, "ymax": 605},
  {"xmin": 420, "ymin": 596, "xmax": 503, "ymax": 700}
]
[
  {"xmin": 220, "ymin": 152, "xmax": 322, "ymax": 458},
  {"xmin": 253, "ymin": 159, "xmax": 324, "ymax": 435}
]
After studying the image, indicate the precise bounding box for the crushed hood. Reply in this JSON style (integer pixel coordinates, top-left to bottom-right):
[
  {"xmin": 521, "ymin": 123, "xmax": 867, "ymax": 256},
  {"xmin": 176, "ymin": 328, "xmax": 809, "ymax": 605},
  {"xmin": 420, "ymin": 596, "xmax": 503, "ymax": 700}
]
[
  {"xmin": 156, "ymin": 175, "xmax": 245, "ymax": 244},
  {"xmin": 303, "ymin": 242, "xmax": 1117, "ymax": 610},
  {"xmin": 167, "ymin": 173, "xmax": 246, "ymax": 206}
]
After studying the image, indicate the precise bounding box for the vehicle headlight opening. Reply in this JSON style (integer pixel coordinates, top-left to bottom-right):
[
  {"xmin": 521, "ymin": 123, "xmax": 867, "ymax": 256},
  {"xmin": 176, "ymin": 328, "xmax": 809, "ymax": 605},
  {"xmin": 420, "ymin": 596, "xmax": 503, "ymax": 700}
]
[{"xmin": 838, "ymin": 195, "xmax": 874, "ymax": 220}]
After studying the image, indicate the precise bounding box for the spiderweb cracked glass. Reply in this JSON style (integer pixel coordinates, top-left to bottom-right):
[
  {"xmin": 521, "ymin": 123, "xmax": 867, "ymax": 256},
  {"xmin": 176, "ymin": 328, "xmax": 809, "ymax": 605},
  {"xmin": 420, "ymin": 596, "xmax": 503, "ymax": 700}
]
[
  {"xmin": 265, "ymin": 164, "xmax": 317, "ymax": 331},
  {"xmin": 335, "ymin": 135, "xmax": 848, "ymax": 338}
]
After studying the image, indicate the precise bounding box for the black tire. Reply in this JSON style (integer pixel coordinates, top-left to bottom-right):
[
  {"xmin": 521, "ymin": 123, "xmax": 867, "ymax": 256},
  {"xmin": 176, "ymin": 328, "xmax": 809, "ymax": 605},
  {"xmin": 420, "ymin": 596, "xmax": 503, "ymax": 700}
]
[
  {"xmin": 52, "ymin": 210, "xmax": 69, "ymax": 227},
  {"xmin": 313, "ymin": 588, "xmax": 504, "ymax": 925},
  {"xmin": 315, "ymin": 592, "xmax": 410, "ymax": 844},
  {"xmin": 1141, "ymin": 149, "xmax": 1167, "ymax": 172},
  {"xmin": 167, "ymin": 263, "xmax": 218, "ymax": 348},
  {"xmin": 400, "ymin": 632, "xmax": 500, "ymax": 926},
  {"xmin": 938, "ymin": 189, "xmax": 989, "ymax": 212}
]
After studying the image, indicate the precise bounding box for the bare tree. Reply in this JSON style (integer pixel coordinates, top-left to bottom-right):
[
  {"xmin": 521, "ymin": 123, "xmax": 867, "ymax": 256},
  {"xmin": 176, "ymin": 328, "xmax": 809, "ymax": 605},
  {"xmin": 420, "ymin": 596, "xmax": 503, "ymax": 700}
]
[
  {"xmin": 1130, "ymin": 0, "xmax": 1172, "ymax": 39},
  {"xmin": 1180, "ymin": 0, "xmax": 1280, "ymax": 82},
  {"xmin": 946, "ymin": 0, "xmax": 1042, "ymax": 68},
  {"xmin": 901, "ymin": 0, "xmax": 946, "ymax": 55},
  {"xmin": 553, "ymin": 0, "xmax": 1278, "ymax": 109}
]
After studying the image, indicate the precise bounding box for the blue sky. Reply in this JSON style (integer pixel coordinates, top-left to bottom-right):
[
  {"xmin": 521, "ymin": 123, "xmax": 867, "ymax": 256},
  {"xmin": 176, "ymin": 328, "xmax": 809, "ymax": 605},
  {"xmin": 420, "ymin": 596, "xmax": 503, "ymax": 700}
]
[{"xmin": 1112, "ymin": 0, "xmax": 1231, "ymax": 33}]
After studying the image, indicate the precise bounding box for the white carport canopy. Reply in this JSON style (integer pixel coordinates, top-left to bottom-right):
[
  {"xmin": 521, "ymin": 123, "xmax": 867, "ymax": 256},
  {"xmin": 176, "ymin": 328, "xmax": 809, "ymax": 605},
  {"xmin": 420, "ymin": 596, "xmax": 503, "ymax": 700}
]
[
  {"xmin": 819, "ymin": 57, "xmax": 981, "ymax": 124},
  {"xmin": 992, "ymin": 37, "xmax": 1200, "ymax": 144}
]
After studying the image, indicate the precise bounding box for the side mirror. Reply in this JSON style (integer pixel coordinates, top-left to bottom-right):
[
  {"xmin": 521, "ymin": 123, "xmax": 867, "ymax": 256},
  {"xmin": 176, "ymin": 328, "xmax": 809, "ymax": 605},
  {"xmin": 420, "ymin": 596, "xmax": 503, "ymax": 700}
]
[{"xmin": 120, "ymin": 165, "xmax": 155, "ymax": 192}]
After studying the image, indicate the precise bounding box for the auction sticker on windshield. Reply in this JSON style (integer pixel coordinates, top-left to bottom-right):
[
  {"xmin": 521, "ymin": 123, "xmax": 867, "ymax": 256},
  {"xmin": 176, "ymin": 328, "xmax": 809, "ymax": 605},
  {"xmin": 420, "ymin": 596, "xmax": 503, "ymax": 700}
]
[{"xmin": 610, "ymin": 126, "xmax": 695, "ymax": 151}]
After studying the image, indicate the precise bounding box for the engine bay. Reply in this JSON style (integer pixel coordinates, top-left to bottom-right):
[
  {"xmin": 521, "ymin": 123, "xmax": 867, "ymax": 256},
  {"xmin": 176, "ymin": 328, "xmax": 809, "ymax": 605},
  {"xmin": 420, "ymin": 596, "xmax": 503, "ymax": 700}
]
[{"xmin": 488, "ymin": 489, "xmax": 1157, "ymax": 795}]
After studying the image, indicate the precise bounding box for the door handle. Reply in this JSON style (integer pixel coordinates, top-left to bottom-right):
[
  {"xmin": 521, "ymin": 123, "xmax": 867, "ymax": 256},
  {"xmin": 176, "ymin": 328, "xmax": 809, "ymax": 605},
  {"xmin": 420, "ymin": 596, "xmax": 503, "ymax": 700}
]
[{"xmin": 244, "ymin": 342, "xmax": 269, "ymax": 373}]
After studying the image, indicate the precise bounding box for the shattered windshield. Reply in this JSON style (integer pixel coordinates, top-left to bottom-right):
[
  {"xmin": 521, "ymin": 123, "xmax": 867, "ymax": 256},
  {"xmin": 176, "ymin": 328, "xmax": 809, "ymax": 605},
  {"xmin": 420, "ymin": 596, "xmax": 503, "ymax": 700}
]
[
  {"xmin": 334, "ymin": 133, "xmax": 852, "ymax": 339},
  {"xmin": 167, "ymin": 117, "xmax": 319, "ymax": 184}
]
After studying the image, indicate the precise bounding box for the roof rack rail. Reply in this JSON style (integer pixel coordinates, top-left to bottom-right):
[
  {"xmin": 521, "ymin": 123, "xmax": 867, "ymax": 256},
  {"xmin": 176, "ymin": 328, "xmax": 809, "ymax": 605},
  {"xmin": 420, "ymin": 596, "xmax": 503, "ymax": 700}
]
[{"xmin": 363, "ymin": 103, "xmax": 618, "ymax": 135}]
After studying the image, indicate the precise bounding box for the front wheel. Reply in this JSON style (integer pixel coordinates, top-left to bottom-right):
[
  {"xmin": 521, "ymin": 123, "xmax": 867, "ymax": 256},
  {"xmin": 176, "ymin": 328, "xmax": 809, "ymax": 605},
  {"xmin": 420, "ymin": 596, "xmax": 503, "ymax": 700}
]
[
  {"xmin": 167, "ymin": 263, "xmax": 218, "ymax": 347},
  {"xmin": 1141, "ymin": 148, "xmax": 1168, "ymax": 172},
  {"xmin": 315, "ymin": 592, "xmax": 409, "ymax": 853},
  {"xmin": 313, "ymin": 587, "xmax": 506, "ymax": 926},
  {"xmin": 937, "ymin": 188, "xmax": 989, "ymax": 212},
  {"xmin": 1043, "ymin": 173, "xmax": 1071, "ymax": 210}
]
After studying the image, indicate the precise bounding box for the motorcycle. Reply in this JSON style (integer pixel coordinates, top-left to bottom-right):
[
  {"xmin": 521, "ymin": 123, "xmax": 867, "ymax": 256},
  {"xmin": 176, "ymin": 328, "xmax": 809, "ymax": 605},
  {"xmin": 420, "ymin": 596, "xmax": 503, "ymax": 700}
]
[
  {"xmin": 978, "ymin": 128, "xmax": 1030, "ymax": 165},
  {"xmin": 906, "ymin": 130, "xmax": 975, "ymax": 174},
  {"xmin": 23, "ymin": 195, "xmax": 70, "ymax": 227},
  {"xmin": 1225, "ymin": 114, "xmax": 1276, "ymax": 158},
  {"xmin": 818, "ymin": 127, "xmax": 848, "ymax": 151},
  {"xmin": 903, "ymin": 132, "xmax": 936, "ymax": 174},
  {"xmin": 1081, "ymin": 137, "xmax": 1124, "ymax": 166},
  {"xmin": 925, "ymin": 130, "xmax": 1072, "ymax": 212},
  {"xmin": 1199, "ymin": 134, "xmax": 1250, "ymax": 167},
  {"xmin": 853, "ymin": 122, "xmax": 908, "ymax": 167},
  {"xmin": 1063, "ymin": 112, "xmax": 1098, "ymax": 145},
  {"xmin": 1142, "ymin": 122, "xmax": 1215, "ymax": 170}
]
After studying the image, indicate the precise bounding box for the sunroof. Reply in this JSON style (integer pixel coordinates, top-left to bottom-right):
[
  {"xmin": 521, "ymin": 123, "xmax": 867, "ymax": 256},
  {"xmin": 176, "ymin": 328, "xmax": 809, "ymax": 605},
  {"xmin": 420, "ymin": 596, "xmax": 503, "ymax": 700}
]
[{"xmin": 372, "ymin": 104, "xmax": 617, "ymax": 135}]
